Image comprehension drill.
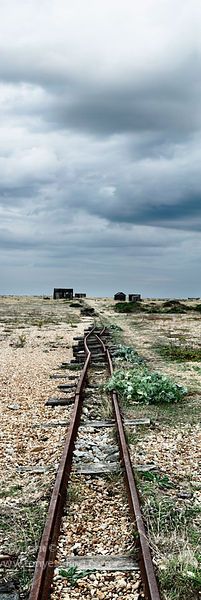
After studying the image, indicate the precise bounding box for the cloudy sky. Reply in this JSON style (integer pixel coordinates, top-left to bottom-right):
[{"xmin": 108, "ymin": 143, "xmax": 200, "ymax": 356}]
[{"xmin": 1, "ymin": 0, "xmax": 201, "ymax": 297}]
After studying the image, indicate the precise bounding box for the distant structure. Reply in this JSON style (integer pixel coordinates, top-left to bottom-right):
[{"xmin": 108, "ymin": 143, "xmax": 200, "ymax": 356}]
[
  {"xmin": 128, "ymin": 294, "xmax": 141, "ymax": 302},
  {"xmin": 114, "ymin": 292, "xmax": 126, "ymax": 301},
  {"xmin": 74, "ymin": 293, "xmax": 86, "ymax": 298},
  {"xmin": 53, "ymin": 288, "xmax": 73, "ymax": 300}
]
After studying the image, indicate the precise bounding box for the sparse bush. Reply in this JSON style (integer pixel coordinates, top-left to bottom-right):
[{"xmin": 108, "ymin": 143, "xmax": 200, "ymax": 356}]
[
  {"xmin": 109, "ymin": 324, "xmax": 123, "ymax": 332},
  {"xmin": 157, "ymin": 343, "xmax": 201, "ymax": 361},
  {"xmin": 15, "ymin": 334, "xmax": 26, "ymax": 348},
  {"xmin": 113, "ymin": 344, "xmax": 144, "ymax": 364},
  {"xmin": 114, "ymin": 302, "xmax": 142, "ymax": 313},
  {"xmin": 193, "ymin": 303, "xmax": 201, "ymax": 312},
  {"xmin": 105, "ymin": 366, "xmax": 187, "ymax": 405}
]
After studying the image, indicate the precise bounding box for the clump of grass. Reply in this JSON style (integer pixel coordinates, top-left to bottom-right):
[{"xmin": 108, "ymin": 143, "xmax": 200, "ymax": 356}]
[
  {"xmin": 159, "ymin": 555, "xmax": 201, "ymax": 600},
  {"xmin": 139, "ymin": 483, "xmax": 201, "ymax": 600},
  {"xmin": 0, "ymin": 502, "xmax": 47, "ymax": 593},
  {"xmin": 59, "ymin": 566, "xmax": 95, "ymax": 586},
  {"xmin": 157, "ymin": 343, "xmax": 201, "ymax": 361},
  {"xmin": 15, "ymin": 333, "xmax": 26, "ymax": 348},
  {"xmin": 105, "ymin": 366, "xmax": 187, "ymax": 405},
  {"xmin": 138, "ymin": 470, "xmax": 174, "ymax": 490},
  {"xmin": 67, "ymin": 483, "xmax": 83, "ymax": 504},
  {"xmin": 0, "ymin": 484, "xmax": 22, "ymax": 498},
  {"xmin": 34, "ymin": 316, "xmax": 58, "ymax": 326},
  {"xmin": 36, "ymin": 319, "xmax": 43, "ymax": 328},
  {"xmin": 100, "ymin": 396, "xmax": 113, "ymax": 419}
]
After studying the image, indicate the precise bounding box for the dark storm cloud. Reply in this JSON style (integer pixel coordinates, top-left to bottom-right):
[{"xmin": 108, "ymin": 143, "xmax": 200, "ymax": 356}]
[
  {"xmin": 1, "ymin": 0, "xmax": 201, "ymax": 295},
  {"xmin": 86, "ymin": 190, "xmax": 201, "ymax": 231},
  {"xmin": 49, "ymin": 59, "xmax": 201, "ymax": 138},
  {"xmin": 1, "ymin": 43, "xmax": 200, "ymax": 142},
  {"xmin": 135, "ymin": 194, "xmax": 201, "ymax": 225}
]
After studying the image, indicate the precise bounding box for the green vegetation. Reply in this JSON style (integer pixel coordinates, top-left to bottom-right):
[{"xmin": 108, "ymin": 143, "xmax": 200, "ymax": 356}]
[
  {"xmin": 108, "ymin": 323, "xmax": 123, "ymax": 344},
  {"xmin": 136, "ymin": 472, "xmax": 201, "ymax": 600},
  {"xmin": 99, "ymin": 395, "xmax": 113, "ymax": 419},
  {"xmin": 114, "ymin": 301, "xmax": 142, "ymax": 313},
  {"xmin": 138, "ymin": 470, "xmax": 174, "ymax": 490},
  {"xmin": 0, "ymin": 502, "xmax": 47, "ymax": 593},
  {"xmin": 109, "ymin": 323, "xmax": 123, "ymax": 332},
  {"xmin": 157, "ymin": 343, "xmax": 201, "ymax": 361},
  {"xmin": 159, "ymin": 558, "xmax": 201, "ymax": 600},
  {"xmin": 113, "ymin": 344, "xmax": 144, "ymax": 364},
  {"xmin": 105, "ymin": 366, "xmax": 187, "ymax": 405},
  {"xmin": 194, "ymin": 303, "xmax": 201, "ymax": 312},
  {"xmin": 0, "ymin": 484, "xmax": 22, "ymax": 498},
  {"xmin": 59, "ymin": 566, "xmax": 95, "ymax": 586},
  {"xmin": 114, "ymin": 299, "xmax": 201, "ymax": 315},
  {"xmin": 67, "ymin": 483, "xmax": 83, "ymax": 504}
]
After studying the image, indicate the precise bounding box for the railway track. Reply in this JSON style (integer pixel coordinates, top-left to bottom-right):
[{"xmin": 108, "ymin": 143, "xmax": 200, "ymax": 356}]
[{"xmin": 29, "ymin": 326, "xmax": 161, "ymax": 600}]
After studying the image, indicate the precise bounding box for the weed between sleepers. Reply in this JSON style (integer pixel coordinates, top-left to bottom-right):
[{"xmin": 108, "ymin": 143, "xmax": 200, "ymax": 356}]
[{"xmin": 59, "ymin": 566, "xmax": 95, "ymax": 586}]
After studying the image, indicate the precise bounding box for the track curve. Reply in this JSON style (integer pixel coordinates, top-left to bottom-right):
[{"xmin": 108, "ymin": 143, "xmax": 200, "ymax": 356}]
[{"xmin": 29, "ymin": 326, "xmax": 161, "ymax": 600}]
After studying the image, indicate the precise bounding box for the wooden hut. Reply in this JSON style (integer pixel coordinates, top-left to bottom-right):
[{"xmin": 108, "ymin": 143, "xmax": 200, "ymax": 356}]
[
  {"xmin": 74, "ymin": 293, "xmax": 86, "ymax": 298},
  {"xmin": 128, "ymin": 294, "xmax": 141, "ymax": 302},
  {"xmin": 114, "ymin": 292, "xmax": 126, "ymax": 301},
  {"xmin": 53, "ymin": 288, "xmax": 73, "ymax": 300}
]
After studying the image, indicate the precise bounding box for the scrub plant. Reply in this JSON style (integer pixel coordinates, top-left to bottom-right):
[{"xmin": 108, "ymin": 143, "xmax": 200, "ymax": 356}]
[
  {"xmin": 105, "ymin": 366, "xmax": 187, "ymax": 405},
  {"xmin": 156, "ymin": 343, "xmax": 201, "ymax": 361},
  {"xmin": 113, "ymin": 344, "xmax": 144, "ymax": 364},
  {"xmin": 15, "ymin": 333, "xmax": 26, "ymax": 347},
  {"xmin": 59, "ymin": 566, "xmax": 95, "ymax": 586}
]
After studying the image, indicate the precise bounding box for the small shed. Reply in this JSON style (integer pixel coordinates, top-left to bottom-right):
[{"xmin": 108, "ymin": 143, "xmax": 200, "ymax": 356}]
[
  {"xmin": 75, "ymin": 293, "xmax": 86, "ymax": 298},
  {"xmin": 53, "ymin": 288, "xmax": 73, "ymax": 300},
  {"xmin": 114, "ymin": 292, "xmax": 126, "ymax": 301},
  {"xmin": 128, "ymin": 294, "xmax": 141, "ymax": 302}
]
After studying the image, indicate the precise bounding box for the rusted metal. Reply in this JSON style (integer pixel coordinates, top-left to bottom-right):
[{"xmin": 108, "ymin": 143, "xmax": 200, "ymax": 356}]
[
  {"xmin": 106, "ymin": 348, "xmax": 161, "ymax": 600},
  {"xmin": 29, "ymin": 359, "xmax": 90, "ymax": 600},
  {"xmin": 29, "ymin": 326, "xmax": 161, "ymax": 600}
]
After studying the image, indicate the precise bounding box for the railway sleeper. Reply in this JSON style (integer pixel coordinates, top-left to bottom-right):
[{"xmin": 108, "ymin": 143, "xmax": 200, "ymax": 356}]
[
  {"xmin": 29, "ymin": 328, "xmax": 160, "ymax": 600},
  {"xmin": 57, "ymin": 555, "xmax": 139, "ymax": 572},
  {"xmin": 46, "ymin": 396, "xmax": 74, "ymax": 407}
]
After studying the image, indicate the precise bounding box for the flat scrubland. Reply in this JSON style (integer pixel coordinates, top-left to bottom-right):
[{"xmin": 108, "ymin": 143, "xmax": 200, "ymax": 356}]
[{"xmin": 0, "ymin": 296, "xmax": 200, "ymax": 599}]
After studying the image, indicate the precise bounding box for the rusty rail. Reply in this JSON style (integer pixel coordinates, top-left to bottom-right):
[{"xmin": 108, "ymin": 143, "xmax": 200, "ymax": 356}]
[
  {"xmin": 92, "ymin": 331, "xmax": 161, "ymax": 600},
  {"xmin": 29, "ymin": 326, "xmax": 161, "ymax": 600},
  {"xmin": 106, "ymin": 348, "xmax": 161, "ymax": 600},
  {"xmin": 29, "ymin": 335, "xmax": 92, "ymax": 599}
]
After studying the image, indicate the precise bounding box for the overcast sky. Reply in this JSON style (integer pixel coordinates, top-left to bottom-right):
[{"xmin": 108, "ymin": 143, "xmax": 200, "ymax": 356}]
[{"xmin": 1, "ymin": 0, "xmax": 201, "ymax": 297}]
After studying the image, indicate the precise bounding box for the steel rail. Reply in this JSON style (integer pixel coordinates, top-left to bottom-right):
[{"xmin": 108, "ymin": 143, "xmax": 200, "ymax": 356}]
[
  {"xmin": 106, "ymin": 348, "xmax": 161, "ymax": 600},
  {"xmin": 29, "ymin": 326, "xmax": 161, "ymax": 600},
  {"xmin": 85, "ymin": 329, "xmax": 161, "ymax": 598},
  {"xmin": 29, "ymin": 328, "xmax": 96, "ymax": 600}
]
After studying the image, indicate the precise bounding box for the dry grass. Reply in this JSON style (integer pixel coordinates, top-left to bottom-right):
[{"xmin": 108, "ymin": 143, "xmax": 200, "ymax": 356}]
[
  {"xmin": 0, "ymin": 295, "xmax": 91, "ymax": 597},
  {"xmin": 89, "ymin": 297, "xmax": 201, "ymax": 600}
]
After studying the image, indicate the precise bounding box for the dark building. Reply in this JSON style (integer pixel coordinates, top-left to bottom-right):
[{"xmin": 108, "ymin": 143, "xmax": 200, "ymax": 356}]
[
  {"xmin": 74, "ymin": 293, "xmax": 86, "ymax": 298},
  {"xmin": 114, "ymin": 292, "xmax": 126, "ymax": 301},
  {"xmin": 128, "ymin": 294, "xmax": 141, "ymax": 302},
  {"xmin": 53, "ymin": 288, "xmax": 73, "ymax": 300}
]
